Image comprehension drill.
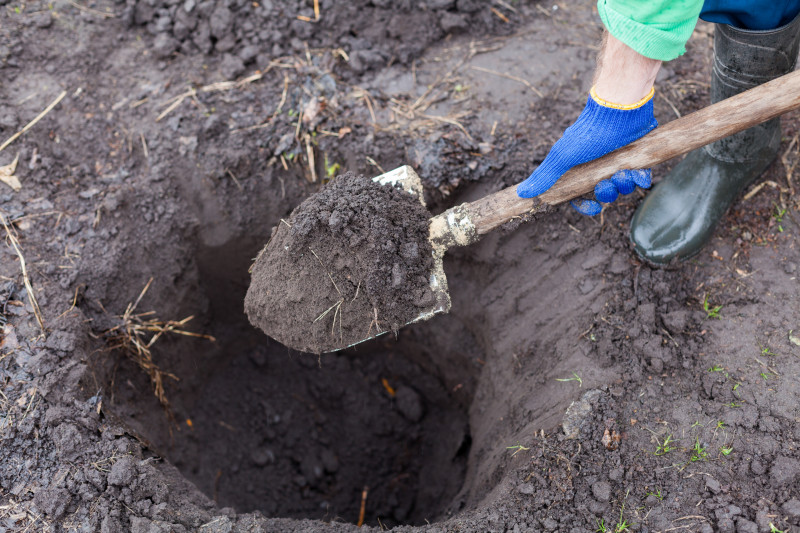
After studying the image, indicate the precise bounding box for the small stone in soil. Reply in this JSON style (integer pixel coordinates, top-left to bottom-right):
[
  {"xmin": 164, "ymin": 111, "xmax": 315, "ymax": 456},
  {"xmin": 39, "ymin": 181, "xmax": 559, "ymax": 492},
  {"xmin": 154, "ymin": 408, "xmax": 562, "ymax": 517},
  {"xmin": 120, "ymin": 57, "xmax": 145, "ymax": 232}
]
[
  {"xmin": 705, "ymin": 476, "xmax": 722, "ymax": 494},
  {"xmin": 783, "ymin": 498, "xmax": 800, "ymax": 519},
  {"xmin": 395, "ymin": 386, "xmax": 424, "ymax": 422},
  {"xmin": 591, "ymin": 481, "xmax": 611, "ymax": 502}
]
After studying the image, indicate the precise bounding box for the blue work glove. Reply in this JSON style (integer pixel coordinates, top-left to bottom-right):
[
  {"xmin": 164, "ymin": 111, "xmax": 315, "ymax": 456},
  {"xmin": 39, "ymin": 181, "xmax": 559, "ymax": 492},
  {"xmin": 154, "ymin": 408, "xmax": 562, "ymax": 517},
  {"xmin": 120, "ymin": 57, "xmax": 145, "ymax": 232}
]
[{"xmin": 517, "ymin": 87, "xmax": 658, "ymax": 216}]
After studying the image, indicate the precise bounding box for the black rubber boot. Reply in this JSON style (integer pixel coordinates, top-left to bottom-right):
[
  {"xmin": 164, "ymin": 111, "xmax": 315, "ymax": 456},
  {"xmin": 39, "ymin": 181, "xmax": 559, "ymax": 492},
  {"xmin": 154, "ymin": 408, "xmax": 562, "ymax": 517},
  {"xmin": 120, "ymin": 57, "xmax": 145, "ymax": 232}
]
[{"xmin": 630, "ymin": 12, "xmax": 800, "ymax": 265}]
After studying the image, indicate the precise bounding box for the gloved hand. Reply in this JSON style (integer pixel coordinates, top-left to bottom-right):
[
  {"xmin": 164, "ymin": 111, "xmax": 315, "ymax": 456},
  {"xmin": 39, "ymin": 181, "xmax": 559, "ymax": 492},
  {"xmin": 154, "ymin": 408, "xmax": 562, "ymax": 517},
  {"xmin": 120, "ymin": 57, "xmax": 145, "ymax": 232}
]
[{"xmin": 517, "ymin": 87, "xmax": 658, "ymax": 216}]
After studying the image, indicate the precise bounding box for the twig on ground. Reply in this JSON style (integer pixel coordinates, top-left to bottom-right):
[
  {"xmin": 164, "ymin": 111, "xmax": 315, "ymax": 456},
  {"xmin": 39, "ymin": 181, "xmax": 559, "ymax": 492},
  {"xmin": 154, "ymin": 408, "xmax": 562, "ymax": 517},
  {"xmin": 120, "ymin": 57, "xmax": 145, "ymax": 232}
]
[
  {"xmin": 233, "ymin": 73, "xmax": 291, "ymax": 134},
  {"xmin": 780, "ymin": 130, "xmax": 799, "ymax": 196},
  {"xmin": 225, "ymin": 169, "xmax": 243, "ymax": 190},
  {"xmin": 365, "ymin": 156, "xmax": 386, "ymax": 174},
  {"xmin": 275, "ymin": 74, "xmax": 290, "ymax": 116},
  {"xmin": 743, "ymin": 180, "xmax": 782, "ymax": 201},
  {"xmin": 1, "ymin": 213, "xmax": 45, "ymax": 334},
  {"xmin": 357, "ymin": 486, "xmax": 368, "ymax": 527},
  {"xmin": 56, "ymin": 284, "xmax": 85, "ymax": 320},
  {"xmin": 419, "ymin": 112, "xmax": 474, "ymax": 141},
  {"xmin": 140, "ymin": 133, "xmax": 149, "ymax": 159},
  {"xmin": 0, "ymin": 90, "xmax": 67, "ymax": 154},
  {"xmin": 297, "ymin": 0, "xmax": 320, "ymax": 22},
  {"xmin": 490, "ymin": 7, "xmax": 510, "ymax": 22},
  {"xmin": 156, "ymin": 71, "xmax": 267, "ymax": 122},
  {"xmin": 469, "ymin": 65, "xmax": 543, "ymax": 97},
  {"xmin": 304, "ymin": 133, "xmax": 317, "ymax": 183},
  {"xmin": 352, "ymin": 87, "xmax": 377, "ymax": 125},
  {"xmin": 658, "ymin": 91, "xmax": 682, "ymax": 119},
  {"xmin": 67, "ymin": 0, "xmax": 115, "ymax": 17},
  {"xmin": 493, "ymin": 0, "xmax": 517, "ymax": 12},
  {"xmin": 156, "ymin": 88, "xmax": 196, "ymax": 122}
]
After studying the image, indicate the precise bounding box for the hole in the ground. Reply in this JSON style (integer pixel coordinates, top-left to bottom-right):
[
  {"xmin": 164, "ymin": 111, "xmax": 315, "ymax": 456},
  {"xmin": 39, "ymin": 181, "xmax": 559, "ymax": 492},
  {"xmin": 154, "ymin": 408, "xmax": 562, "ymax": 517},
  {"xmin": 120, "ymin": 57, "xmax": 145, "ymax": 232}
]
[{"xmin": 104, "ymin": 231, "xmax": 473, "ymax": 527}]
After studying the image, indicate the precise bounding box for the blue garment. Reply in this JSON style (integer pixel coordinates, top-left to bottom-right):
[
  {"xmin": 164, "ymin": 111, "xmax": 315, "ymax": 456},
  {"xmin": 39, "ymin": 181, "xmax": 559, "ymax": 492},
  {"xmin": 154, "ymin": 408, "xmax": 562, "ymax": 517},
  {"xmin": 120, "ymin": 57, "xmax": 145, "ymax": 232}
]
[
  {"xmin": 701, "ymin": 0, "xmax": 800, "ymax": 30},
  {"xmin": 516, "ymin": 94, "xmax": 657, "ymax": 215}
]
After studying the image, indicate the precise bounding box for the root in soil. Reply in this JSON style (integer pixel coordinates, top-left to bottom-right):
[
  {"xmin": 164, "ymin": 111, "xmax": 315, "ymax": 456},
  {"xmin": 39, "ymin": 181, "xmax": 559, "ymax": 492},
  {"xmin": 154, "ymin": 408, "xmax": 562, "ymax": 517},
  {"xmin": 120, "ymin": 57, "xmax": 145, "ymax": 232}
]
[{"xmin": 101, "ymin": 278, "xmax": 215, "ymax": 415}]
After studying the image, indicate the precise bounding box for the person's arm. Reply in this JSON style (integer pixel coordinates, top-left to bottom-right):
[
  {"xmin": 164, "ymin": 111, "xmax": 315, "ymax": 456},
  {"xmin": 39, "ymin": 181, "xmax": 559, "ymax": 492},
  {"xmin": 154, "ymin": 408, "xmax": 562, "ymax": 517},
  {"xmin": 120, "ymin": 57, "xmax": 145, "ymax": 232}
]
[
  {"xmin": 517, "ymin": 0, "xmax": 704, "ymax": 215},
  {"xmin": 516, "ymin": 33, "xmax": 660, "ymax": 214},
  {"xmin": 593, "ymin": 32, "xmax": 662, "ymax": 105}
]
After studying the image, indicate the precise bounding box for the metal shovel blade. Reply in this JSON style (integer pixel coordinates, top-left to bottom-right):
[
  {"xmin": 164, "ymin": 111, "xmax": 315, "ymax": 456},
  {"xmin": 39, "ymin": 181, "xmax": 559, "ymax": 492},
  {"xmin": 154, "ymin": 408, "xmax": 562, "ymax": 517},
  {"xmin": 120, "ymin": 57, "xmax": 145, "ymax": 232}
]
[{"xmin": 342, "ymin": 166, "xmax": 451, "ymax": 350}]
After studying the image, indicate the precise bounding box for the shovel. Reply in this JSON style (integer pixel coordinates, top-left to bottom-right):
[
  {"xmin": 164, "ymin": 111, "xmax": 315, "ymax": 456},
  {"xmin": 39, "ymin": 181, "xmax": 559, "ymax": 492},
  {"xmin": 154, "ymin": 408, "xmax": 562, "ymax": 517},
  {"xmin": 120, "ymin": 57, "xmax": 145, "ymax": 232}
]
[{"xmin": 352, "ymin": 69, "xmax": 800, "ymax": 349}]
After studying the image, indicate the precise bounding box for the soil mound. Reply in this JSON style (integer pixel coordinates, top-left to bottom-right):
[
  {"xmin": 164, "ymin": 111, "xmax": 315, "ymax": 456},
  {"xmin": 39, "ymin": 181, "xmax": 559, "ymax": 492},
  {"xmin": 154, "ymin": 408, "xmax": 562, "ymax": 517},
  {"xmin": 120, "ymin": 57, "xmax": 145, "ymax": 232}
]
[
  {"xmin": 245, "ymin": 172, "xmax": 435, "ymax": 353},
  {"xmin": 121, "ymin": 0, "xmax": 510, "ymax": 75}
]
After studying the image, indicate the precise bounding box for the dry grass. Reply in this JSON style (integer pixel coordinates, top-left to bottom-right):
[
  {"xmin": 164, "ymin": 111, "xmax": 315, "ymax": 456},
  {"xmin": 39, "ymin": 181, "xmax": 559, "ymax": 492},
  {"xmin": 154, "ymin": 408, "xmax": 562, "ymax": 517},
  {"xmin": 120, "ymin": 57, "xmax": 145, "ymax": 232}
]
[
  {"xmin": 1, "ymin": 212, "xmax": 45, "ymax": 335},
  {"xmin": 0, "ymin": 496, "xmax": 52, "ymax": 533},
  {"xmin": 102, "ymin": 278, "xmax": 215, "ymax": 417},
  {"xmin": 0, "ymin": 90, "xmax": 66, "ymax": 155},
  {"xmin": 156, "ymin": 69, "xmax": 276, "ymax": 122}
]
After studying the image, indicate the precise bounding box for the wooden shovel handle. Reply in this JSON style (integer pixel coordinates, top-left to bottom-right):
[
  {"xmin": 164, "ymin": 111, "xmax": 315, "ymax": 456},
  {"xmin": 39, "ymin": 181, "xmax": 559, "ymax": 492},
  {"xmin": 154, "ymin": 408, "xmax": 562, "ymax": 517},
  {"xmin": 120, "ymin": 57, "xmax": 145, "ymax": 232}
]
[{"xmin": 464, "ymin": 69, "xmax": 800, "ymax": 235}]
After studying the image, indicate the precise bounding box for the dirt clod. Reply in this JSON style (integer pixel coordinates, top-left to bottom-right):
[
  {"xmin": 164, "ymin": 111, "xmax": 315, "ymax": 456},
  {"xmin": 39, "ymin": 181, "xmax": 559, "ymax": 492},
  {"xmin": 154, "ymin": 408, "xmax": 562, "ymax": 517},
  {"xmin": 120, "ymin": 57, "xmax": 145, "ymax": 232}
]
[{"xmin": 245, "ymin": 172, "xmax": 435, "ymax": 353}]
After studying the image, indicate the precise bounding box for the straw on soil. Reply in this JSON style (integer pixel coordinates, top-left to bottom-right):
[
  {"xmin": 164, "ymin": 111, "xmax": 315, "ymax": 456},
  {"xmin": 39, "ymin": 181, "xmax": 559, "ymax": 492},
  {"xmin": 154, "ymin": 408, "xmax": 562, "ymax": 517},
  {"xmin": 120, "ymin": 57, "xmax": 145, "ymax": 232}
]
[{"xmin": 101, "ymin": 278, "xmax": 215, "ymax": 417}]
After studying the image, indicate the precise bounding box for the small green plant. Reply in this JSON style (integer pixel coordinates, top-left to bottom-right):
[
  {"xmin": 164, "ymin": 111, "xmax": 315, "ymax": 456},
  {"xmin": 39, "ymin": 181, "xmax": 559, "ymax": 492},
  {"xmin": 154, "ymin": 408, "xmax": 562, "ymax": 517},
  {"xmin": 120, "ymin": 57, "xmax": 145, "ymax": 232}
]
[
  {"xmin": 708, "ymin": 364, "xmax": 724, "ymax": 372},
  {"xmin": 715, "ymin": 421, "xmax": 726, "ymax": 430},
  {"xmin": 760, "ymin": 371, "xmax": 774, "ymax": 381},
  {"xmin": 646, "ymin": 488, "xmax": 664, "ymax": 501},
  {"xmin": 729, "ymin": 401, "xmax": 742, "ymax": 408},
  {"xmin": 555, "ymin": 371, "xmax": 582, "ymax": 387},
  {"xmin": 690, "ymin": 438, "xmax": 709, "ymax": 462},
  {"xmin": 596, "ymin": 519, "xmax": 608, "ymax": 533},
  {"xmin": 761, "ymin": 345, "xmax": 778, "ymax": 357},
  {"xmin": 615, "ymin": 519, "xmax": 632, "ymax": 533},
  {"xmin": 769, "ymin": 523, "xmax": 786, "ymax": 533},
  {"xmin": 773, "ymin": 204, "xmax": 787, "ymax": 232},
  {"xmin": 505, "ymin": 443, "xmax": 530, "ymax": 457},
  {"xmin": 615, "ymin": 500, "xmax": 633, "ymax": 532},
  {"xmin": 324, "ymin": 154, "xmax": 340, "ymax": 179},
  {"xmin": 703, "ymin": 294, "xmax": 723, "ymax": 319},
  {"xmin": 720, "ymin": 445, "xmax": 733, "ymax": 456},
  {"xmin": 655, "ymin": 434, "xmax": 676, "ymax": 456},
  {"xmin": 733, "ymin": 382, "xmax": 741, "ymax": 392}
]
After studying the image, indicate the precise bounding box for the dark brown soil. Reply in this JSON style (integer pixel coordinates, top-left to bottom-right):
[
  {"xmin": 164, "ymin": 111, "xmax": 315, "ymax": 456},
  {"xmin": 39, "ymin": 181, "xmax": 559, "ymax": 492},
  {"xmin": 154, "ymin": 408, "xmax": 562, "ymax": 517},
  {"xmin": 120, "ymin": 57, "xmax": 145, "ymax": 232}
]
[
  {"xmin": 245, "ymin": 172, "xmax": 435, "ymax": 353},
  {"xmin": 2, "ymin": 1, "xmax": 800, "ymax": 532}
]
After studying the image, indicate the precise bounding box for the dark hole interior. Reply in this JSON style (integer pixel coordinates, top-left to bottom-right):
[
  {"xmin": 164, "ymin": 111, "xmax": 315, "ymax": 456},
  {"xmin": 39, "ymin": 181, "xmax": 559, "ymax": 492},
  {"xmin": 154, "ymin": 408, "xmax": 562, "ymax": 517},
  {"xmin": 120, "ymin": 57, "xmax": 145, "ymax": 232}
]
[{"xmin": 105, "ymin": 232, "xmax": 474, "ymax": 527}]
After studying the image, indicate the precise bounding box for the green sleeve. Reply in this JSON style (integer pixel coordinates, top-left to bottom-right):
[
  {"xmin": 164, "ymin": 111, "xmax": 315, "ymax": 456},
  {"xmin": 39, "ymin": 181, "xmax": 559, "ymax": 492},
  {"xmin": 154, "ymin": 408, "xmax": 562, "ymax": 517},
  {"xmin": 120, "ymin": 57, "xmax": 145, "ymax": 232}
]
[{"xmin": 597, "ymin": 0, "xmax": 704, "ymax": 61}]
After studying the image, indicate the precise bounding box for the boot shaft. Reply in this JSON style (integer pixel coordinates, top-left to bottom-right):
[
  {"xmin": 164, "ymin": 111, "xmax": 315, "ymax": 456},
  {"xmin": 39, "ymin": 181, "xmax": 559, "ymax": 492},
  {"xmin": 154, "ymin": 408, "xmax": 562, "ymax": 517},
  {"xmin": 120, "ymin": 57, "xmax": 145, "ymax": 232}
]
[{"xmin": 706, "ymin": 12, "xmax": 800, "ymax": 162}]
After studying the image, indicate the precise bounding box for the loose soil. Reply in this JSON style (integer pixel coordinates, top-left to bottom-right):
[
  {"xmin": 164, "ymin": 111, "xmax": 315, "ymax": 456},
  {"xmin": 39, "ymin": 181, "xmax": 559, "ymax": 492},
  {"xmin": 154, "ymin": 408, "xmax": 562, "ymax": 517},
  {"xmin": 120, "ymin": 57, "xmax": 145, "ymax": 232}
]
[
  {"xmin": 245, "ymin": 172, "xmax": 435, "ymax": 354},
  {"xmin": 2, "ymin": 1, "xmax": 800, "ymax": 533}
]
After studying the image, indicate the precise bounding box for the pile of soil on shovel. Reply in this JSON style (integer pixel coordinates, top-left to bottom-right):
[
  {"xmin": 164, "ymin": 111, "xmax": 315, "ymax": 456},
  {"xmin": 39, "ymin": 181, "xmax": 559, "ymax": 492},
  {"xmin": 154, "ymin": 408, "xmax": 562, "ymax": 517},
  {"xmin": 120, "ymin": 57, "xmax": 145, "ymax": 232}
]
[{"xmin": 245, "ymin": 172, "xmax": 436, "ymax": 353}]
